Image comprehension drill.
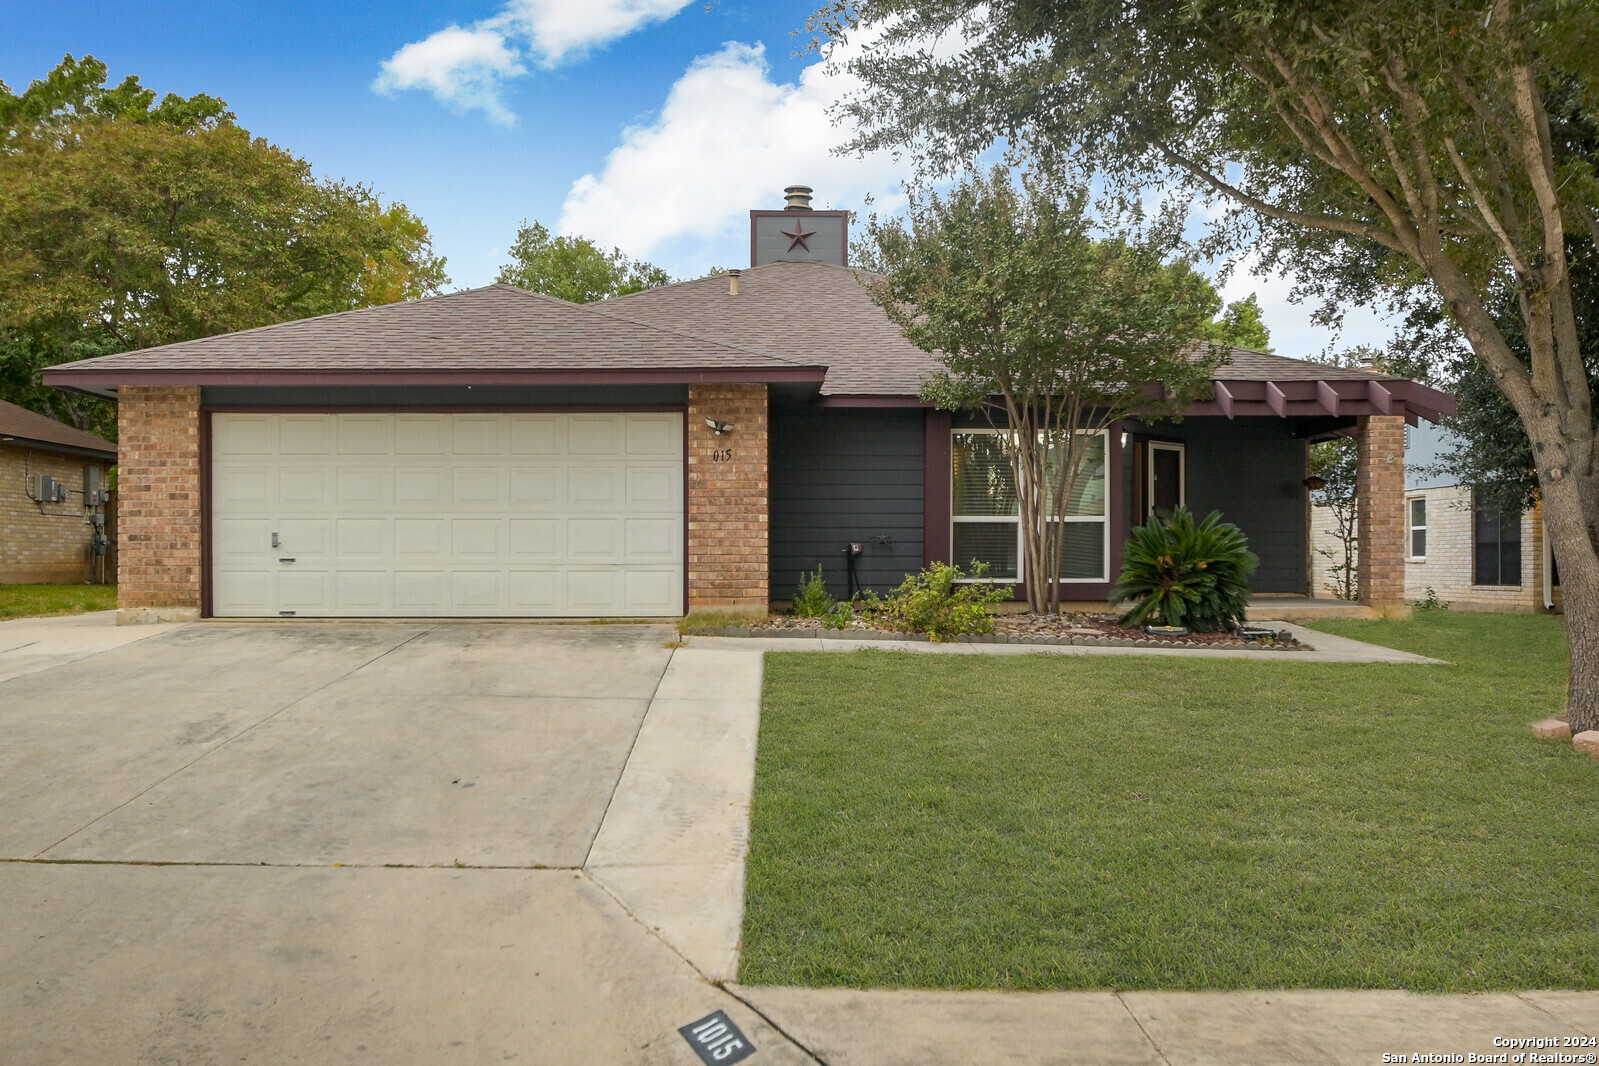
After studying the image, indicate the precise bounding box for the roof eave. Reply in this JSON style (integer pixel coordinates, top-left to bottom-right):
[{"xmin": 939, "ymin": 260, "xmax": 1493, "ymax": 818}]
[{"xmin": 41, "ymin": 366, "xmax": 830, "ymax": 390}]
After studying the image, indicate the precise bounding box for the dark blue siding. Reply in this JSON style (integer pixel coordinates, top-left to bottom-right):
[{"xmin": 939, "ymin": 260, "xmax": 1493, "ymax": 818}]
[
  {"xmin": 770, "ymin": 406, "xmax": 925, "ymax": 599},
  {"xmin": 1124, "ymin": 417, "xmax": 1308, "ymax": 593}
]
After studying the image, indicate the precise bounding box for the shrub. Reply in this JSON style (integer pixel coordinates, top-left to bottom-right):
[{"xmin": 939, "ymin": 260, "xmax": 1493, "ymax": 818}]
[
  {"xmin": 792, "ymin": 567, "xmax": 835, "ymax": 617},
  {"xmin": 1113, "ymin": 507, "xmax": 1258, "ymax": 632},
  {"xmin": 864, "ymin": 561, "xmax": 1013, "ymax": 641}
]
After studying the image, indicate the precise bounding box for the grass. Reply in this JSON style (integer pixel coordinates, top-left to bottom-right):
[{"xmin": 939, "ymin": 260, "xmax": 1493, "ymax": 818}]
[
  {"xmin": 677, "ymin": 607, "xmax": 772, "ymax": 634},
  {"xmin": 0, "ymin": 583, "xmax": 116, "ymax": 620},
  {"xmin": 741, "ymin": 611, "xmax": 1597, "ymax": 991}
]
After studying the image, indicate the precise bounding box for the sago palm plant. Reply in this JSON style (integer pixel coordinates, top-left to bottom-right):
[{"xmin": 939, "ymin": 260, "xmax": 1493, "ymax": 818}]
[{"xmin": 1112, "ymin": 507, "xmax": 1258, "ymax": 632}]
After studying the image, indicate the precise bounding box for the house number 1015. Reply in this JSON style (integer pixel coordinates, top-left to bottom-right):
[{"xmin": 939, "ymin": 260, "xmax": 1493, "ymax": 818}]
[{"xmin": 711, "ymin": 448, "xmax": 734, "ymax": 462}]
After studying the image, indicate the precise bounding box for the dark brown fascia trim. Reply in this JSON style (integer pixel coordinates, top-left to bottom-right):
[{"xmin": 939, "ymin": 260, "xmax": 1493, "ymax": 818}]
[
  {"xmin": 0, "ymin": 437, "xmax": 117, "ymax": 461},
  {"xmin": 814, "ymin": 394, "xmax": 932, "ymax": 408},
  {"xmin": 41, "ymin": 366, "xmax": 830, "ymax": 389}
]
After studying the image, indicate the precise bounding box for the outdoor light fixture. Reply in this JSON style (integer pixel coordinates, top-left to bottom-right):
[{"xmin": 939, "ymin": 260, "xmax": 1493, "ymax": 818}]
[
  {"xmin": 1302, "ymin": 475, "xmax": 1327, "ymax": 491},
  {"xmin": 705, "ymin": 418, "xmax": 735, "ymax": 435}
]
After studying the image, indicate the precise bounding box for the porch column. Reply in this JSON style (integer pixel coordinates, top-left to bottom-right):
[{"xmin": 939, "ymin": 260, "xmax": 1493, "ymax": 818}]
[
  {"xmin": 117, "ymin": 385, "xmax": 203, "ymax": 624},
  {"xmin": 686, "ymin": 383, "xmax": 769, "ymax": 613},
  {"xmin": 1356, "ymin": 414, "xmax": 1408, "ymax": 615}
]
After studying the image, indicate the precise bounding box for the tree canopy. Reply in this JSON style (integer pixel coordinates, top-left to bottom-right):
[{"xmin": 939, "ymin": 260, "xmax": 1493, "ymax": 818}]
[
  {"xmin": 815, "ymin": 0, "xmax": 1599, "ymax": 728},
  {"xmin": 864, "ymin": 167, "xmax": 1223, "ymax": 612},
  {"xmin": 0, "ymin": 55, "xmax": 449, "ymax": 435},
  {"xmin": 495, "ymin": 221, "xmax": 672, "ymax": 303}
]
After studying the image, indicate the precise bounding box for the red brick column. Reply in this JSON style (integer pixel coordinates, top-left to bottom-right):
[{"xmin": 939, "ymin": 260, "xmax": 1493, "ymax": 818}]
[
  {"xmin": 1356, "ymin": 414, "xmax": 1408, "ymax": 614},
  {"xmin": 687, "ymin": 383, "xmax": 768, "ymax": 612},
  {"xmin": 117, "ymin": 385, "xmax": 203, "ymax": 623}
]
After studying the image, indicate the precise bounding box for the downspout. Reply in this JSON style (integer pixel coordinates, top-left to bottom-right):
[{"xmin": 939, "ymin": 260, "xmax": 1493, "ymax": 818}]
[{"xmin": 1543, "ymin": 513, "xmax": 1555, "ymax": 611}]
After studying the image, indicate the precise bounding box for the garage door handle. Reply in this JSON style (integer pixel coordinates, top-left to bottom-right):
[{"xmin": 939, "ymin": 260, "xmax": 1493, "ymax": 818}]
[{"xmin": 278, "ymin": 557, "xmax": 296, "ymax": 563}]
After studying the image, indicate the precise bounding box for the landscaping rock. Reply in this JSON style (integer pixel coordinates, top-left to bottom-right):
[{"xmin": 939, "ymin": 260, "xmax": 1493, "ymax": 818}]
[
  {"xmin": 1572, "ymin": 730, "xmax": 1599, "ymax": 758},
  {"xmin": 1531, "ymin": 717, "xmax": 1572, "ymax": 739}
]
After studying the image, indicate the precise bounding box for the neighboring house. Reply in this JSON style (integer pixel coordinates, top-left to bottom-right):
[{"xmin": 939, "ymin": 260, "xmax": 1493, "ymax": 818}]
[
  {"xmin": 0, "ymin": 400, "xmax": 116, "ymax": 585},
  {"xmin": 1313, "ymin": 422, "xmax": 1553, "ymax": 612},
  {"xmin": 42, "ymin": 187, "xmax": 1454, "ymax": 623}
]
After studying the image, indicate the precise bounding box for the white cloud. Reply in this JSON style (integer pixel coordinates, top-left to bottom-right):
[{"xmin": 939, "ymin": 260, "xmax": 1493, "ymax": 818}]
[
  {"xmin": 376, "ymin": 1, "xmax": 690, "ymax": 123},
  {"xmin": 375, "ymin": 26, "xmax": 525, "ymax": 126},
  {"xmin": 1217, "ymin": 251, "xmax": 1399, "ymax": 359},
  {"xmin": 558, "ymin": 38, "xmax": 908, "ymax": 273}
]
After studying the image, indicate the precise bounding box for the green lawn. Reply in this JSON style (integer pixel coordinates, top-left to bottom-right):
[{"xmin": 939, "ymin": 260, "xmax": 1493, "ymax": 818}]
[
  {"xmin": 742, "ymin": 612, "xmax": 1597, "ymax": 991},
  {"xmin": 0, "ymin": 583, "xmax": 116, "ymax": 620}
]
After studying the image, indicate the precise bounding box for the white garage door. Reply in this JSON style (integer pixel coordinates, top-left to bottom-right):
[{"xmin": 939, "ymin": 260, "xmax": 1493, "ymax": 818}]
[{"xmin": 211, "ymin": 412, "xmax": 684, "ymax": 617}]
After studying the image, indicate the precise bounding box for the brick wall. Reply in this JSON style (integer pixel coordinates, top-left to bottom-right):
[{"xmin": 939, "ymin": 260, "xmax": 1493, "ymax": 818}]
[
  {"xmin": 1356, "ymin": 415, "xmax": 1407, "ymax": 611},
  {"xmin": 0, "ymin": 445, "xmax": 110, "ymax": 583},
  {"xmin": 687, "ymin": 383, "xmax": 768, "ymax": 610},
  {"xmin": 118, "ymin": 385, "xmax": 203, "ymax": 620}
]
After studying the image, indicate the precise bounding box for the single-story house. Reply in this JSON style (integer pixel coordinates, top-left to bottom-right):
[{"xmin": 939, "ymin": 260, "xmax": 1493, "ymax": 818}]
[
  {"xmin": 42, "ymin": 187, "xmax": 1455, "ymax": 623},
  {"xmin": 1312, "ymin": 421, "xmax": 1556, "ymax": 612},
  {"xmin": 0, "ymin": 399, "xmax": 115, "ymax": 585}
]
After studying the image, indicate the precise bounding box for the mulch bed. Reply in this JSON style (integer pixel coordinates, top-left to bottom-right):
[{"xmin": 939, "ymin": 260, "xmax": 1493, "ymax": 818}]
[{"xmin": 685, "ymin": 612, "xmax": 1306, "ymax": 650}]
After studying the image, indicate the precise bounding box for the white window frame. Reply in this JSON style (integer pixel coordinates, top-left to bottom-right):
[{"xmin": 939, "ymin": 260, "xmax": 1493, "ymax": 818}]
[
  {"xmin": 950, "ymin": 427, "xmax": 1111, "ymax": 584},
  {"xmin": 1146, "ymin": 440, "xmax": 1186, "ymax": 518},
  {"xmin": 1407, "ymin": 495, "xmax": 1428, "ymax": 561}
]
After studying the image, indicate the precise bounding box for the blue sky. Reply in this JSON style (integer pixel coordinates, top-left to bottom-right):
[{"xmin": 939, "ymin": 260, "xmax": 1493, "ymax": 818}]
[{"xmin": 4, "ymin": 0, "xmax": 1395, "ymax": 357}]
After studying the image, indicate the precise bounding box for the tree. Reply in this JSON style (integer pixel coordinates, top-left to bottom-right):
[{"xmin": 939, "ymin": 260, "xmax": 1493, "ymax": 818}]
[
  {"xmin": 0, "ymin": 55, "xmax": 449, "ymax": 436},
  {"xmin": 1202, "ymin": 293, "xmax": 1273, "ymax": 353},
  {"xmin": 864, "ymin": 167, "xmax": 1223, "ymax": 613},
  {"xmin": 496, "ymin": 221, "xmax": 671, "ymax": 303},
  {"xmin": 1309, "ymin": 437, "xmax": 1360, "ymax": 598},
  {"xmin": 815, "ymin": 0, "xmax": 1599, "ymax": 730}
]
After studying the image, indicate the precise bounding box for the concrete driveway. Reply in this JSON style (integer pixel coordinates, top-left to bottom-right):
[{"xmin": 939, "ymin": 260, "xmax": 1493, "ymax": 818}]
[{"xmin": 0, "ymin": 616, "xmax": 798, "ymax": 1065}]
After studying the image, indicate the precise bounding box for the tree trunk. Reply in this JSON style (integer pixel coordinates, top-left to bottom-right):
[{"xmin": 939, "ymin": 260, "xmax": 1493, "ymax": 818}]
[{"xmin": 1535, "ymin": 465, "xmax": 1599, "ymax": 733}]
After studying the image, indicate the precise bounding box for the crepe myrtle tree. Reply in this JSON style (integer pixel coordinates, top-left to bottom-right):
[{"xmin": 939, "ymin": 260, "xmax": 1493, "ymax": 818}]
[
  {"xmin": 862, "ymin": 168, "xmax": 1223, "ymax": 613},
  {"xmin": 813, "ymin": 0, "xmax": 1599, "ymax": 728}
]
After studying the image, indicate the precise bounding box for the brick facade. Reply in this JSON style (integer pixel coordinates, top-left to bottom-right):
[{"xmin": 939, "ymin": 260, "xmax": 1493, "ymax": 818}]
[
  {"xmin": 686, "ymin": 383, "xmax": 769, "ymax": 611},
  {"xmin": 117, "ymin": 386, "xmax": 202, "ymax": 622},
  {"xmin": 0, "ymin": 445, "xmax": 111, "ymax": 584},
  {"xmin": 1355, "ymin": 415, "xmax": 1408, "ymax": 612}
]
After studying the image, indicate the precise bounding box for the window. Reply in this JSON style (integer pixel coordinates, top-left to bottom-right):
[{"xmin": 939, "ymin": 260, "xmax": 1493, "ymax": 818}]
[
  {"xmin": 1473, "ymin": 496, "xmax": 1522, "ymax": 586},
  {"xmin": 1408, "ymin": 497, "xmax": 1427, "ymax": 559},
  {"xmin": 951, "ymin": 429, "xmax": 1108, "ymax": 582}
]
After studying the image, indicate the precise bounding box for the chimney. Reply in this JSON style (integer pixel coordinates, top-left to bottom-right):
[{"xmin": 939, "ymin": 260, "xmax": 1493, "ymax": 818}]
[
  {"xmin": 751, "ymin": 184, "xmax": 849, "ymax": 268},
  {"xmin": 728, "ymin": 268, "xmax": 741, "ymax": 295}
]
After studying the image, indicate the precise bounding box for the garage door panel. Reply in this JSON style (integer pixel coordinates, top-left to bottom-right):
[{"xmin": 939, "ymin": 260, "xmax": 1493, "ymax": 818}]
[
  {"xmin": 453, "ymin": 467, "xmax": 503, "ymax": 505},
  {"xmin": 396, "ymin": 467, "xmax": 444, "ymax": 503},
  {"xmin": 336, "ymin": 519, "xmax": 387, "ymax": 556},
  {"xmin": 214, "ymin": 570, "xmax": 274, "ymax": 613},
  {"xmin": 217, "ymin": 468, "xmax": 272, "ymax": 507},
  {"xmin": 568, "ymin": 416, "xmax": 620, "ymax": 455},
  {"xmin": 338, "ymin": 468, "xmax": 388, "ymax": 505},
  {"xmin": 337, "ymin": 415, "xmax": 390, "ymax": 455},
  {"xmin": 396, "ymin": 415, "xmax": 448, "ymax": 454},
  {"xmin": 212, "ymin": 412, "xmax": 683, "ymax": 617},
  {"xmin": 215, "ymin": 416, "xmax": 273, "ymax": 456},
  {"xmin": 624, "ymin": 570, "xmax": 678, "ymax": 612},
  {"xmin": 335, "ymin": 571, "xmax": 389, "ymax": 611},
  {"xmin": 452, "ymin": 519, "xmax": 500, "ymax": 555},
  {"xmin": 278, "ymin": 570, "xmax": 332, "ymax": 612},
  {"xmin": 394, "ymin": 571, "xmax": 447, "ymax": 612},
  {"xmin": 216, "ymin": 519, "xmax": 271, "ymax": 556},
  {"xmin": 280, "ymin": 468, "xmax": 329, "ymax": 505},
  {"xmin": 395, "ymin": 520, "xmax": 445, "ymax": 556},
  {"xmin": 626, "ymin": 415, "xmax": 681, "ymax": 457},
  {"xmin": 279, "ymin": 415, "xmax": 332, "ymax": 454},
  {"xmin": 509, "ymin": 519, "xmax": 560, "ymax": 557},
  {"xmin": 510, "ymin": 415, "xmax": 560, "ymax": 454}
]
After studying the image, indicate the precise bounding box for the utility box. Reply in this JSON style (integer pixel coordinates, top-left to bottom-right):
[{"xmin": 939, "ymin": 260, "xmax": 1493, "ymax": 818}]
[
  {"xmin": 84, "ymin": 466, "xmax": 106, "ymax": 506},
  {"xmin": 34, "ymin": 474, "xmax": 66, "ymax": 504}
]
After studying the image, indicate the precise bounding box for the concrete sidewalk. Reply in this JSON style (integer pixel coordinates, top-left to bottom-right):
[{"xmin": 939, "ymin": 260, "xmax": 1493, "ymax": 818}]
[{"xmin": 0, "ymin": 608, "xmax": 184, "ymax": 683}]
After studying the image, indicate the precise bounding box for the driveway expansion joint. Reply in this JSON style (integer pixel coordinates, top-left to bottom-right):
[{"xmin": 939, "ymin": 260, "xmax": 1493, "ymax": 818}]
[{"xmin": 1114, "ymin": 990, "xmax": 1175, "ymax": 1066}]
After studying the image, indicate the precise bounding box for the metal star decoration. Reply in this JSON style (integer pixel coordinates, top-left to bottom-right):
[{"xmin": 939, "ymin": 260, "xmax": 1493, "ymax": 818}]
[{"xmin": 780, "ymin": 219, "xmax": 817, "ymax": 251}]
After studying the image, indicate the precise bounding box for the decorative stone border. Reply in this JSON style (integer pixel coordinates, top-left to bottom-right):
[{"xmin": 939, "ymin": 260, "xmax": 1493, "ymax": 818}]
[{"xmin": 681, "ymin": 626, "xmax": 1309, "ymax": 651}]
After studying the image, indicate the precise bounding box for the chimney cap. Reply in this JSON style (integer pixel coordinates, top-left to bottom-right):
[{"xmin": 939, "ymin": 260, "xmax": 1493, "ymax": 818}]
[{"xmin": 783, "ymin": 184, "xmax": 814, "ymax": 211}]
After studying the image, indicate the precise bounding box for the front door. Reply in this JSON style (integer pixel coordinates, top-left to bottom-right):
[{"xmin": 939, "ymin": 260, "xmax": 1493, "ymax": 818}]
[{"xmin": 1147, "ymin": 441, "xmax": 1185, "ymax": 517}]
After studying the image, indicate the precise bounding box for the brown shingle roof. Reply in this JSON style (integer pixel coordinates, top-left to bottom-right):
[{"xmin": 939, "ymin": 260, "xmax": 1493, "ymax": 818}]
[
  {"xmin": 0, "ymin": 400, "xmax": 114, "ymax": 457},
  {"xmin": 604, "ymin": 260, "xmax": 1413, "ymax": 397},
  {"xmin": 41, "ymin": 284, "xmax": 821, "ymax": 386}
]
